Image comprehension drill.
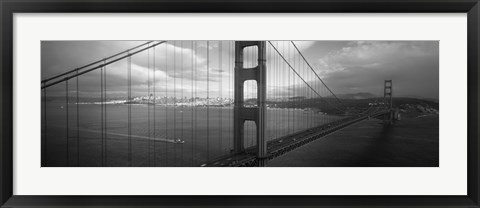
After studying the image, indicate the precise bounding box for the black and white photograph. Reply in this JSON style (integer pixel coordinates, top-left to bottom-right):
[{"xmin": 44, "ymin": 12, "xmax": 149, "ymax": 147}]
[
  {"xmin": 41, "ymin": 40, "xmax": 439, "ymax": 167},
  {"xmin": 3, "ymin": 0, "xmax": 479, "ymax": 206}
]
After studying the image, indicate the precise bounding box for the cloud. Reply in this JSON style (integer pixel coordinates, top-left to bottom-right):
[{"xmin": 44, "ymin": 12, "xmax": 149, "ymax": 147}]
[
  {"xmin": 311, "ymin": 41, "xmax": 439, "ymax": 98},
  {"xmin": 291, "ymin": 41, "xmax": 315, "ymax": 51},
  {"xmin": 42, "ymin": 40, "xmax": 439, "ymax": 100}
]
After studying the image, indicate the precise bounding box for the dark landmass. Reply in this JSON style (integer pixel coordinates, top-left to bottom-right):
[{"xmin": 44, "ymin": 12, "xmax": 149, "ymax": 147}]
[
  {"xmin": 337, "ymin": 92, "xmax": 376, "ymax": 99},
  {"xmin": 258, "ymin": 96, "xmax": 438, "ymax": 115}
]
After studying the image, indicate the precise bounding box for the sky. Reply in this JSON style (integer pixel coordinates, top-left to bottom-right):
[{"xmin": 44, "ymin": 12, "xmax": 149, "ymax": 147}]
[{"xmin": 41, "ymin": 40, "xmax": 439, "ymax": 100}]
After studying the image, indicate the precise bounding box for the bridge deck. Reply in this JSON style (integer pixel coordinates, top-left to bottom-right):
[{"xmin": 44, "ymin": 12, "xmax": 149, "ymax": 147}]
[
  {"xmin": 269, "ymin": 114, "xmax": 439, "ymax": 167},
  {"xmin": 206, "ymin": 110, "xmax": 389, "ymax": 166}
]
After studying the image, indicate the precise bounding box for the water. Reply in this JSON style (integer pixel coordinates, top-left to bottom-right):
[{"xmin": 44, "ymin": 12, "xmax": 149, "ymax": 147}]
[{"xmin": 42, "ymin": 101, "xmax": 342, "ymax": 167}]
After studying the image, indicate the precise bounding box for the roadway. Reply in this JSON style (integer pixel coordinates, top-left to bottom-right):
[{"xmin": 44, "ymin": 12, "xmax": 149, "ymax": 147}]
[{"xmin": 268, "ymin": 114, "xmax": 439, "ymax": 167}]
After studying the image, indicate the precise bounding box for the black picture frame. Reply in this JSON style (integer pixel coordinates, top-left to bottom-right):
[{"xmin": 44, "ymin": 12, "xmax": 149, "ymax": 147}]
[{"xmin": 1, "ymin": 0, "xmax": 479, "ymax": 207}]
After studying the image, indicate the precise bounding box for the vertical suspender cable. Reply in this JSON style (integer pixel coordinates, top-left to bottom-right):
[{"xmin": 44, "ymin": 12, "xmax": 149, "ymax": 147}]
[
  {"xmin": 66, "ymin": 81, "xmax": 69, "ymax": 166},
  {"xmin": 266, "ymin": 44, "xmax": 270, "ymax": 141},
  {"xmin": 286, "ymin": 41, "xmax": 290, "ymax": 135},
  {"xmin": 206, "ymin": 40, "xmax": 210, "ymax": 161},
  {"xmin": 128, "ymin": 54, "xmax": 132, "ymax": 166},
  {"xmin": 219, "ymin": 41, "xmax": 222, "ymax": 153},
  {"xmin": 153, "ymin": 45, "xmax": 156, "ymax": 167},
  {"xmin": 294, "ymin": 44, "xmax": 297, "ymax": 131},
  {"xmin": 190, "ymin": 40, "xmax": 196, "ymax": 166},
  {"xmin": 288, "ymin": 43, "xmax": 298, "ymax": 133},
  {"xmin": 180, "ymin": 41, "xmax": 184, "ymax": 166},
  {"xmin": 104, "ymin": 64, "xmax": 106, "ymax": 166},
  {"xmin": 304, "ymin": 58, "xmax": 307, "ymax": 128},
  {"xmin": 310, "ymin": 60, "xmax": 313, "ymax": 128},
  {"xmin": 275, "ymin": 43, "xmax": 278, "ymax": 139},
  {"xmin": 277, "ymin": 42, "xmax": 281, "ymax": 137},
  {"xmin": 148, "ymin": 44, "xmax": 151, "ymax": 166},
  {"xmin": 282, "ymin": 44, "xmax": 285, "ymax": 134},
  {"xmin": 276, "ymin": 42, "xmax": 281, "ymax": 141},
  {"xmin": 283, "ymin": 41, "xmax": 287, "ymax": 137},
  {"xmin": 299, "ymin": 48, "xmax": 302, "ymax": 129},
  {"xmin": 228, "ymin": 41, "xmax": 232, "ymax": 151},
  {"xmin": 76, "ymin": 70, "xmax": 80, "ymax": 166},
  {"xmin": 277, "ymin": 43, "xmax": 281, "ymax": 138},
  {"xmin": 272, "ymin": 43, "xmax": 275, "ymax": 137},
  {"xmin": 269, "ymin": 44, "xmax": 272, "ymax": 140},
  {"xmin": 292, "ymin": 42, "xmax": 296, "ymax": 133},
  {"xmin": 194, "ymin": 41, "xmax": 198, "ymax": 165},
  {"xmin": 272, "ymin": 43, "xmax": 276, "ymax": 139},
  {"xmin": 173, "ymin": 41, "xmax": 177, "ymax": 166},
  {"xmin": 323, "ymin": 84, "xmax": 326, "ymax": 124},
  {"xmin": 307, "ymin": 60, "xmax": 310, "ymax": 128},
  {"xmin": 289, "ymin": 42, "xmax": 292, "ymax": 134},
  {"xmin": 104, "ymin": 61, "xmax": 107, "ymax": 166},
  {"xmin": 306, "ymin": 60, "xmax": 309, "ymax": 128},
  {"xmin": 305, "ymin": 58, "xmax": 309, "ymax": 128},
  {"xmin": 308, "ymin": 62, "xmax": 316, "ymax": 128},
  {"xmin": 312, "ymin": 61, "xmax": 314, "ymax": 127},
  {"xmin": 165, "ymin": 43, "xmax": 168, "ymax": 167},
  {"xmin": 274, "ymin": 42, "xmax": 277, "ymax": 138},
  {"xmin": 43, "ymin": 87, "xmax": 47, "ymax": 165},
  {"xmin": 100, "ymin": 63, "xmax": 104, "ymax": 166},
  {"xmin": 283, "ymin": 41, "xmax": 287, "ymax": 136}
]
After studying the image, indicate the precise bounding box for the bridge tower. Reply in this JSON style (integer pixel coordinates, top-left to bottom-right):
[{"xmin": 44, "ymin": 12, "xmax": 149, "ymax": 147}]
[
  {"xmin": 233, "ymin": 41, "xmax": 268, "ymax": 166},
  {"xmin": 384, "ymin": 80, "xmax": 393, "ymax": 109},
  {"xmin": 384, "ymin": 80, "xmax": 394, "ymax": 124}
]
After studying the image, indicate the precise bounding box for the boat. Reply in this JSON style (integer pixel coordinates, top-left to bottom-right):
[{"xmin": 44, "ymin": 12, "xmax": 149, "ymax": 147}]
[{"xmin": 174, "ymin": 138, "xmax": 185, "ymax": 144}]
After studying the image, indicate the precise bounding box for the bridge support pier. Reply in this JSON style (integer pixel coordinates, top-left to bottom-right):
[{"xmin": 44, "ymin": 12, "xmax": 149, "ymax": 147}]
[{"xmin": 233, "ymin": 41, "xmax": 268, "ymax": 167}]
